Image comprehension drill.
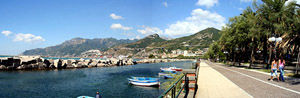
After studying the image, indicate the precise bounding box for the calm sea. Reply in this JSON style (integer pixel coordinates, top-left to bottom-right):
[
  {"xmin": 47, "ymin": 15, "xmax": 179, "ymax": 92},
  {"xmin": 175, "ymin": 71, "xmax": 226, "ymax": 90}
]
[{"xmin": 0, "ymin": 61, "xmax": 194, "ymax": 98}]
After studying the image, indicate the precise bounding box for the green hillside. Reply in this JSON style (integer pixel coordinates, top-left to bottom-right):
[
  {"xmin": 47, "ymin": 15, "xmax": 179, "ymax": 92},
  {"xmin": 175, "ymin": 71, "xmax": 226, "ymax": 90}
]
[
  {"xmin": 151, "ymin": 27, "xmax": 221, "ymax": 51},
  {"xmin": 124, "ymin": 34, "xmax": 166, "ymax": 48}
]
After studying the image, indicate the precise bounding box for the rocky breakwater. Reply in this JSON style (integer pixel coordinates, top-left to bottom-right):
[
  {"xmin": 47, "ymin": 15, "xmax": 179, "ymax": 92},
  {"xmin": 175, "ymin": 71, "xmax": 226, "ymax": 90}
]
[
  {"xmin": 0, "ymin": 56, "xmax": 137, "ymax": 70},
  {"xmin": 136, "ymin": 59, "xmax": 192, "ymax": 64}
]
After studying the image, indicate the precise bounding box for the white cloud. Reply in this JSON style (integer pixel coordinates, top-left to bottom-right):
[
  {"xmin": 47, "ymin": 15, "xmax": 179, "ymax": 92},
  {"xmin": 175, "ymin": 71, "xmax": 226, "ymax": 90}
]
[
  {"xmin": 137, "ymin": 26, "xmax": 163, "ymax": 35},
  {"xmin": 238, "ymin": 8, "xmax": 244, "ymax": 11},
  {"xmin": 196, "ymin": 0, "xmax": 218, "ymax": 8},
  {"xmin": 1, "ymin": 30, "xmax": 12, "ymax": 36},
  {"xmin": 240, "ymin": 0, "xmax": 252, "ymax": 3},
  {"xmin": 285, "ymin": 0, "xmax": 300, "ymax": 5},
  {"xmin": 110, "ymin": 13, "xmax": 124, "ymax": 20},
  {"xmin": 13, "ymin": 33, "xmax": 45, "ymax": 43},
  {"xmin": 135, "ymin": 35, "xmax": 141, "ymax": 39},
  {"xmin": 164, "ymin": 8, "xmax": 225, "ymax": 37},
  {"xmin": 110, "ymin": 23, "xmax": 132, "ymax": 30},
  {"xmin": 163, "ymin": 2, "xmax": 168, "ymax": 7},
  {"xmin": 129, "ymin": 35, "xmax": 141, "ymax": 40}
]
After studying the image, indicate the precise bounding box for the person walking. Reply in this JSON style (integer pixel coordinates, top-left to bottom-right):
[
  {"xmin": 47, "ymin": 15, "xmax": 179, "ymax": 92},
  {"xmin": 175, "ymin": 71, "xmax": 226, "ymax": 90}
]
[
  {"xmin": 96, "ymin": 92, "xmax": 101, "ymax": 98},
  {"xmin": 279, "ymin": 57, "xmax": 285, "ymax": 82},
  {"xmin": 270, "ymin": 58, "xmax": 279, "ymax": 81}
]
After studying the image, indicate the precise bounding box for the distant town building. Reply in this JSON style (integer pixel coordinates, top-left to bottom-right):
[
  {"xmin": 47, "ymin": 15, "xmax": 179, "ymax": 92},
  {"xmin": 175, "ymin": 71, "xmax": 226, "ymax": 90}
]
[
  {"xmin": 171, "ymin": 49, "xmax": 184, "ymax": 55},
  {"xmin": 81, "ymin": 50, "xmax": 102, "ymax": 58},
  {"xmin": 183, "ymin": 50, "xmax": 196, "ymax": 57}
]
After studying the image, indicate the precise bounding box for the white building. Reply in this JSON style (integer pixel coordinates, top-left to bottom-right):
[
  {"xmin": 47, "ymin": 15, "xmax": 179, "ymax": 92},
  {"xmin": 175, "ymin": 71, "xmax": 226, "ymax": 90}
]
[{"xmin": 183, "ymin": 50, "xmax": 196, "ymax": 57}]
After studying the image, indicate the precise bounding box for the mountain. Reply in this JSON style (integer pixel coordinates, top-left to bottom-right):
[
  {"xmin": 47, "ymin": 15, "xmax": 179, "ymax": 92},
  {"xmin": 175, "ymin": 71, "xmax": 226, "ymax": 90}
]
[
  {"xmin": 104, "ymin": 34, "xmax": 166, "ymax": 56},
  {"xmin": 105, "ymin": 28, "xmax": 220, "ymax": 57},
  {"xmin": 150, "ymin": 27, "xmax": 221, "ymax": 51},
  {"xmin": 124, "ymin": 34, "xmax": 166, "ymax": 48},
  {"xmin": 22, "ymin": 27, "xmax": 220, "ymax": 57},
  {"xmin": 22, "ymin": 38, "xmax": 137, "ymax": 57}
]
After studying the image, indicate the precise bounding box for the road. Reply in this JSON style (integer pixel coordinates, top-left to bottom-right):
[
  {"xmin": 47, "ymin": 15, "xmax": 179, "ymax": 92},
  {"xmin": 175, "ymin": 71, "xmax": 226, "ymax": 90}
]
[{"xmin": 206, "ymin": 61, "xmax": 300, "ymax": 98}]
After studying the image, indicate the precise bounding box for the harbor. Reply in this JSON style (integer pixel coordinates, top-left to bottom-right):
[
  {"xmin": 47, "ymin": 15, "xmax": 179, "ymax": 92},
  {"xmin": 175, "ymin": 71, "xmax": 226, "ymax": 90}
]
[{"xmin": 0, "ymin": 61, "xmax": 194, "ymax": 98}]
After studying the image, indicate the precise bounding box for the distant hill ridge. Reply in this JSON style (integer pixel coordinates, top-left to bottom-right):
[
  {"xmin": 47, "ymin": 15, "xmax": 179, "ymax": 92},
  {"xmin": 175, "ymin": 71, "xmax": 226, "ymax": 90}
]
[
  {"xmin": 150, "ymin": 27, "xmax": 221, "ymax": 50},
  {"xmin": 22, "ymin": 38, "xmax": 138, "ymax": 57},
  {"xmin": 22, "ymin": 27, "xmax": 220, "ymax": 57},
  {"xmin": 124, "ymin": 34, "xmax": 166, "ymax": 48}
]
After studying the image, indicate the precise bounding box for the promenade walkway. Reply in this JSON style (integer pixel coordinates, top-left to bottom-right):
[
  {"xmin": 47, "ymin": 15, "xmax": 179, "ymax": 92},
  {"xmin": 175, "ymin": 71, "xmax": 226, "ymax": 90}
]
[{"xmin": 195, "ymin": 62, "xmax": 252, "ymax": 98}]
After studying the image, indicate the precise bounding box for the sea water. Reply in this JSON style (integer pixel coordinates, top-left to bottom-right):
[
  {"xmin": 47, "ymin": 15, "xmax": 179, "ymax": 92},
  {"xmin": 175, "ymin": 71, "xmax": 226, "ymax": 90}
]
[{"xmin": 0, "ymin": 61, "xmax": 193, "ymax": 98}]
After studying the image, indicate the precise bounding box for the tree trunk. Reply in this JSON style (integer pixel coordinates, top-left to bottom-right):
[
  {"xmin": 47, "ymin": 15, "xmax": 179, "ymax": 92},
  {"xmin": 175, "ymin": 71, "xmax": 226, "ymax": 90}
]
[
  {"xmin": 267, "ymin": 45, "xmax": 272, "ymax": 69},
  {"xmin": 296, "ymin": 47, "xmax": 300, "ymax": 74},
  {"xmin": 233, "ymin": 51, "xmax": 236, "ymax": 66},
  {"xmin": 250, "ymin": 47, "xmax": 255, "ymax": 68},
  {"xmin": 263, "ymin": 41, "xmax": 269, "ymax": 69},
  {"xmin": 249, "ymin": 38, "xmax": 255, "ymax": 68}
]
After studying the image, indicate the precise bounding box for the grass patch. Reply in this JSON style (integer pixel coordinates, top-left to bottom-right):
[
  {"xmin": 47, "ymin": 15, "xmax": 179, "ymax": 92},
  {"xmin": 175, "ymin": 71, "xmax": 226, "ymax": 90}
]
[
  {"xmin": 256, "ymin": 69, "xmax": 270, "ymax": 73},
  {"xmin": 285, "ymin": 73, "xmax": 300, "ymax": 78},
  {"xmin": 161, "ymin": 73, "xmax": 184, "ymax": 90},
  {"xmin": 249, "ymin": 69, "xmax": 300, "ymax": 78},
  {"xmin": 160, "ymin": 73, "xmax": 184, "ymax": 97}
]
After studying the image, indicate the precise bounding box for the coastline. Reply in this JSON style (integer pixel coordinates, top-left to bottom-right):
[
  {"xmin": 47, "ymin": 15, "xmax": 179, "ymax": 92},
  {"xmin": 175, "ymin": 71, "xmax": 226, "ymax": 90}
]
[{"xmin": 0, "ymin": 56, "xmax": 193, "ymax": 71}]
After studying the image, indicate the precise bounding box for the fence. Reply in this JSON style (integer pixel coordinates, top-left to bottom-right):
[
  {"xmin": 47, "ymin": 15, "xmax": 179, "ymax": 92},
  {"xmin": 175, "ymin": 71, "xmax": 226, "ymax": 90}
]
[{"xmin": 158, "ymin": 73, "xmax": 188, "ymax": 98}]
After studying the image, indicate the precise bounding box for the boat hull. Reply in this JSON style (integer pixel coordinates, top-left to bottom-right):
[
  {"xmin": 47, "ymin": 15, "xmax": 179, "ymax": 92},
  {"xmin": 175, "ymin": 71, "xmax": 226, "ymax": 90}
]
[{"xmin": 129, "ymin": 81, "xmax": 160, "ymax": 86}]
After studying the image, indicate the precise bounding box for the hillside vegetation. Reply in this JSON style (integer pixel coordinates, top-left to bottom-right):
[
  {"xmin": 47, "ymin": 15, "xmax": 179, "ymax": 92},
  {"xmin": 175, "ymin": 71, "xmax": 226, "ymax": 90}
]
[{"xmin": 151, "ymin": 27, "xmax": 220, "ymax": 51}]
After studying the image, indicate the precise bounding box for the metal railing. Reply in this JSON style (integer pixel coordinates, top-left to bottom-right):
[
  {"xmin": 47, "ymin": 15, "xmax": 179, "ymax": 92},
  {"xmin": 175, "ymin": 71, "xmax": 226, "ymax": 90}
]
[{"xmin": 158, "ymin": 73, "xmax": 188, "ymax": 98}]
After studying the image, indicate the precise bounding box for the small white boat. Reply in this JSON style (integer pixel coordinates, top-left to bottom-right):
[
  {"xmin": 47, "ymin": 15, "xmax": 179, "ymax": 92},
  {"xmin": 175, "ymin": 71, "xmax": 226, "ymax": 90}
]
[
  {"xmin": 160, "ymin": 67, "xmax": 182, "ymax": 72},
  {"xmin": 77, "ymin": 96, "xmax": 94, "ymax": 98},
  {"xmin": 128, "ymin": 77, "xmax": 160, "ymax": 86}
]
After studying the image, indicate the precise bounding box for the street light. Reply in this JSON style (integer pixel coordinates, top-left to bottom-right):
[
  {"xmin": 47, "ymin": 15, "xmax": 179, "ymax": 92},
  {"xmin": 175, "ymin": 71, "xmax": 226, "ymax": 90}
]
[
  {"xmin": 256, "ymin": 50, "xmax": 261, "ymax": 53},
  {"xmin": 268, "ymin": 37, "xmax": 282, "ymax": 43},
  {"xmin": 268, "ymin": 36, "xmax": 282, "ymax": 66},
  {"xmin": 223, "ymin": 51, "xmax": 228, "ymax": 63}
]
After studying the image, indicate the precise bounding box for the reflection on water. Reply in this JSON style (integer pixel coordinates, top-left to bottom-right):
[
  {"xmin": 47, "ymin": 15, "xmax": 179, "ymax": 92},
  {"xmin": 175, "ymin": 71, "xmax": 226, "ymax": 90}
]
[{"xmin": 0, "ymin": 61, "xmax": 193, "ymax": 98}]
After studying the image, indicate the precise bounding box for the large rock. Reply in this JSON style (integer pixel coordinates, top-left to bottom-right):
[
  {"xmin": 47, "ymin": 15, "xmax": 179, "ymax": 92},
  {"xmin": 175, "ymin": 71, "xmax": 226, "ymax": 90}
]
[
  {"xmin": 16, "ymin": 66, "xmax": 24, "ymax": 70},
  {"xmin": 20, "ymin": 56, "xmax": 39, "ymax": 65},
  {"xmin": 89, "ymin": 61, "xmax": 98, "ymax": 67},
  {"xmin": 48, "ymin": 59, "xmax": 55, "ymax": 68},
  {"xmin": 43, "ymin": 59, "xmax": 51, "ymax": 68},
  {"xmin": 30, "ymin": 63, "xmax": 39, "ymax": 69},
  {"xmin": 96, "ymin": 63, "xmax": 105, "ymax": 67},
  {"xmin": 0, "ymin": 57, "xmax": 21, "ymax": 69},
  {"xmin": 66, "ymin": 60, "xmax": 75, "ymax": 68},
  {"xmin": 0, "ymin": 65, "xmax": 7, "ymax": 70},
  {"xmin": 110, "ymin": 58, "xmax": 119, "ymax": 65},
  {"xmin": 53, "ymin": 59, "xmax": 63, "ymax": 69},
  {"xmin": 76, "ymin": 61, "xmax": 88, "ymax": 68},
  {"xmin": 38, "ymin": 62, "xmax": 47, "ymax": 69},
  {"xmin": 126, "ymin": 59, "xmax": 134, "ymax": 65}
]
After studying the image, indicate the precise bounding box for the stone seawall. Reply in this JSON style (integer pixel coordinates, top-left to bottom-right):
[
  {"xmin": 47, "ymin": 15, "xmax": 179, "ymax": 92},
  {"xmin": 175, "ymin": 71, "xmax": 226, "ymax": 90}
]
[
  {"xmin": 0, "ymin": 56, "xmax": 136, "ymax": 70},
  {"xmin": 0, "ymin": 56, "xmax": 192, "ymax": 70}
]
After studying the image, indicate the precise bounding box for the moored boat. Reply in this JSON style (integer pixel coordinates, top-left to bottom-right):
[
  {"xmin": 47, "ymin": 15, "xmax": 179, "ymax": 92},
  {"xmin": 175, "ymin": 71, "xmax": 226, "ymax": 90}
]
[
  {"xmin": 128, "ymin": 77, "xmax": 160, "ymax": 86},
  {"xmin": 158, "ymin": 73, "xmax": 174, "ymax": 79},
  {"xmin": 77, "ymin": 96, "xmax": 94, "ymax": 98},
  {"xmin": 163, "ymin": 75, "xmax": 173, "ymax": 79},
  {"xmin": 160, "ymin": 67, "xmax": 182, "ymax": 72}
]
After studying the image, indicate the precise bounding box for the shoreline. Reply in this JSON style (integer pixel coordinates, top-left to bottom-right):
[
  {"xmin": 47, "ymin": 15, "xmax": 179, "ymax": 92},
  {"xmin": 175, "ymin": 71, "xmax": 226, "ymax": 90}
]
[{"xmin": 0, "ymin": 56, "xmax": 194, "ymax": 71}]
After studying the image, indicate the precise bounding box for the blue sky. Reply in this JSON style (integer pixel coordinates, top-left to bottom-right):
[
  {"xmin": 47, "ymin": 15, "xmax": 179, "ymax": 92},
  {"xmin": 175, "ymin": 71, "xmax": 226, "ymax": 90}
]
[{"xmin": 0, "ymin": 0, "xmax": 270, "ymax": 55}]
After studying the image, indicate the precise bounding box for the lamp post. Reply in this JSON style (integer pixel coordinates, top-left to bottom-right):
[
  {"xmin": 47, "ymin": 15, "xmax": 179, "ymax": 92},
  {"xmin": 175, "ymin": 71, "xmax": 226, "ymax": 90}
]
[
  {"xmin": 268, "ymin": 36, "xmax": 282, "ymax": 67},
  {"xmin": 223, "ymin": 51, "xmax": 228, "ymax": 63}
]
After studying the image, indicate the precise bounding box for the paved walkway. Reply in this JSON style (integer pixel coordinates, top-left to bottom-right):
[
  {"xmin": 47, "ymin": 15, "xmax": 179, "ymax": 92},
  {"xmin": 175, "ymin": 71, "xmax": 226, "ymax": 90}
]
[
  {"xmin": 195, "ymin": 62, "xmax": 252, "ymax": 98},
  {"xmin": 207, "ymin": 61, "xmax": 300, "ymax": 98}
]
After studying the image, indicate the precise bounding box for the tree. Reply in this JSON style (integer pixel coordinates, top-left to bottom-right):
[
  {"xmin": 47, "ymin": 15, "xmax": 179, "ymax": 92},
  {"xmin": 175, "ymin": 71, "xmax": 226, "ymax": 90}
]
[
  {"xmin": 148, "ymin": 54, "xmax": 155, "ymax": 58},
  {"xmin": 207, "ymin": 0, "xmax": 299, "ymax": 70}
]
